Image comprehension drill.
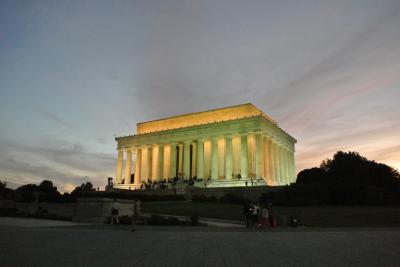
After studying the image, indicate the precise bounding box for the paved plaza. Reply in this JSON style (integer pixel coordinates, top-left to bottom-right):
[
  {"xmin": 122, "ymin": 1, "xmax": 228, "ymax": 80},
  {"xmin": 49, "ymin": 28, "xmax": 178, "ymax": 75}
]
[{"xmin": 0, "ymin": 217, "xmax": 399, "ymax": 267}]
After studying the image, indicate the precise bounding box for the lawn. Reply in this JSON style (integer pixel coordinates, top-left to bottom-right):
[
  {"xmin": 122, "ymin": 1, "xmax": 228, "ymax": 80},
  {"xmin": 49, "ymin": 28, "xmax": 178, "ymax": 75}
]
[{"xmin": 142, "ymin": 202, "xmax": 400, "ymax": 227}]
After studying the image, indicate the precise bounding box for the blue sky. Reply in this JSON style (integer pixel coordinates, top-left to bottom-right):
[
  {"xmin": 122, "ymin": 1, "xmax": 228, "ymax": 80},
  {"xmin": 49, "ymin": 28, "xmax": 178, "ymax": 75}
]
[{"xmin": 1, "ymin": 0, "xmax": 399, "ymax": 192}]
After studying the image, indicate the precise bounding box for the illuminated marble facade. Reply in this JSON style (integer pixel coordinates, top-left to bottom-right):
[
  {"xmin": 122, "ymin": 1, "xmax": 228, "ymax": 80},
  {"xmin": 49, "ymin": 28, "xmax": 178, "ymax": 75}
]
[{"xmin": 114, "ymin": 103, "xmax": 296, "ymax": 189}]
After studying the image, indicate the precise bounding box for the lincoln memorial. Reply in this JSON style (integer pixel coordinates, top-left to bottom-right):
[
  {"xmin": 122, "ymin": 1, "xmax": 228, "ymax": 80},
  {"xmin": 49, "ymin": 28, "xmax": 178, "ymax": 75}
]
[{"xmin": 114, "ymin": 103, "xmax": 296, "ymax": 189}]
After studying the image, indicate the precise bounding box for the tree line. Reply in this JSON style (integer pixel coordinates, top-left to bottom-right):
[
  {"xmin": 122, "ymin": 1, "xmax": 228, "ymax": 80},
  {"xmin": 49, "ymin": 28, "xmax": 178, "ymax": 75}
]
[
  {"xmin": 0, "ymin": 180, "xmax": 96, "ymax": 203},
  {"xmin": 261, "ymin": 151, "xmax": 400, "ymax": 205},
  {"xmin": 2, "ymin": 151, "xmax": 400, "ymax": 205}
]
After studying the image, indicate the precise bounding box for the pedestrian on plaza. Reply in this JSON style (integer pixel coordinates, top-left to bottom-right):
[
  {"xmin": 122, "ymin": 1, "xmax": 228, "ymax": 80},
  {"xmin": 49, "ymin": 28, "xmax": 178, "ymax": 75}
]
[
  {"xmin": 131, "ymin": 199, "xmax": 141, "ymax": 231},
  {"xmin": 252, "ymin": 202, "xmax": 260, "ymax": 227},
  {"xmin": 243, "ymin": 201, "xmax": 252, "ymax": 227},
  {"xmin": 268, "ymin": 203, "xmax": 277, "ymax": 227},
  {"xmin": 259, "ymin": 206, "xmax": 270, "ymax": 229},
  {"xmin": 110, "ymin": 199, "xmax": 120, "ymax": 224}
]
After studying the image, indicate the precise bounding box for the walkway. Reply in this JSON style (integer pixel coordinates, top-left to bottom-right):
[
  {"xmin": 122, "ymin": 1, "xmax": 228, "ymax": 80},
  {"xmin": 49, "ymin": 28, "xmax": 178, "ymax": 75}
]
[{"xmin": 0, "ymin": 217, "xmax": 399, "ymax": 267}]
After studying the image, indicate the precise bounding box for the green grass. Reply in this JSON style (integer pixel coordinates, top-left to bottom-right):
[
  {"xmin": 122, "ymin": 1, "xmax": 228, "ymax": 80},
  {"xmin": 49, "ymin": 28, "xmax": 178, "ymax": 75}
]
[{"xmin": 142, "ymin": 202, "xmax": 400, "ymax": 227}]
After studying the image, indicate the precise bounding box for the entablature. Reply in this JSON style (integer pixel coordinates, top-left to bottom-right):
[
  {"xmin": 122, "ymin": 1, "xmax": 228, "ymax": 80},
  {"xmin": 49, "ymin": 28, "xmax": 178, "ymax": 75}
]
[{"xmin": 117, "ymin": 116, "xmax": 295, "ymax": 151}]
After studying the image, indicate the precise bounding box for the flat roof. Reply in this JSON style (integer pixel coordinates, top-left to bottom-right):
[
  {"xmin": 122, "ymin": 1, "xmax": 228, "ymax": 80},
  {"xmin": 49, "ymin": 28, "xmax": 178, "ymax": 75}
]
[{"xmin": 136, "ymin": 103, "xmax": 277, "ymax": 134}]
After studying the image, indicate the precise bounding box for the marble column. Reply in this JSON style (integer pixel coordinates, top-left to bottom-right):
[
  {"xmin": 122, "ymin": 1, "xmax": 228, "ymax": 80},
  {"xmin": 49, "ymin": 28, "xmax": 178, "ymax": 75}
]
[
  {"xmin": 141, "ymin": 146, "xmax": 152, "ymax": 183},
  {"xmin": 125, "ymin": 149, "xmax": 132, "ymax": 184},
  {"xmin": 284, "ymin": 149, "xmax": 290, "ymax": 184},
  {"xmin": 141, "ymin": 146, "xmax": 147, "ymax": 182},
  {"xmin": 232, "ymin": 136, "xmax": 241, "ymax": 177},
  {"xmin": 134, "ymin": 148, "xmax": 142, "ymax": 185},
  {"xmin": 240, "ymin": 134, "xmax": 248, "ymax": 179},
  {"xmin": 163, "ymin": 145, "xmax": 170, "ymax": 179},
  {"xmin": 148, "ymin": 146, "xmax": 153, "ymax": 182},
  {"xmin": 278, "ymin": 145, "xmax": 284, "ymax": 185},
  {"xmin": 196, "ymin": 139, "xmax": 204, "ymax": 179},
  {"xmin": 116, "ymin": 149, "xmax": 123, "ymax": 184},
  {"xmin": 211, "ymin": 137, "xmax": 218, "ymax": 180},
  {"xmin": 255, "ymin": 133, "xmax": 263, "ymax": 179},
  {"xmin": 290, "ymin": 151, "xmax": 296, "ymax": 183},
  {"xmin": 225, "ymin": 136, "xmax": 233, "ymax": 180},
  {"xmin": 268, "ymin": 140, "xmax": 275, "ymax": 185},
  {"xmin": 263, "ymin": 137, "xmax": 270, "ymax": 183},
  {"xmin": 170, "ymin": 143, "xmax": 177, "ymax": 178},
  {"xmin": 191, "ymin": 142, "xmax": 197, "ymax": 178},
  {"xmin": 178, "ymin": 144, "xmax": 183, "ymax": 176},
  {"xmin": 183, "ymin": 141, "xmax": 191, "ymax": 179},
  {"xmin": 218, "ymin": 138, "xmax": 225, "ymax": 179},
  {"xmin": 158, "ymin": 144, "xmax": 164, "ymax": 181},
  {"xmin": 151, "ymin": 145, "xmax": 158, "ymax": 181},
  {"xmin": 273, "ymin": 142, "xmax": 281, "ymax": 185},
  {"xmin": 283, "ymin": 148, "xmax": 289, "ymax": 185}
]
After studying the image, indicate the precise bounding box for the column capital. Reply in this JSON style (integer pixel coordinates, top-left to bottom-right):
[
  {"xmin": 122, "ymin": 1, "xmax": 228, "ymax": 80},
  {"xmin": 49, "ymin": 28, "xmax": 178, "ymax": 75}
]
[
  {"xmin": 262, "ymin": 133, "xmax": 272, "ymax": 138},
  {"xmin": 210, "ymin": 136, "xmax": 218, "ymax": 141}
]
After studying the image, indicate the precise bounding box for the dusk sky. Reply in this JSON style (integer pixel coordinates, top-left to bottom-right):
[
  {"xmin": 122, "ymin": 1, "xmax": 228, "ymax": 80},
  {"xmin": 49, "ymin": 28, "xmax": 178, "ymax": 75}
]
[{"xmin": 1, "ymin": 0, "xmax": 399, "ymax": 192}]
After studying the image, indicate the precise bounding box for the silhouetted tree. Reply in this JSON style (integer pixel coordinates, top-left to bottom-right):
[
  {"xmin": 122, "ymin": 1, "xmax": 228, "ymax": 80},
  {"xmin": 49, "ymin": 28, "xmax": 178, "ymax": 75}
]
[
  {"xmin": 37, "ymin": 180, "xmax": 62, "ymax": 202},
  {"xmin": 0, "ymin": 180, "xmax": 9, "ymax": 199},
  {"xmin": 296, "ymin": 151, "xmax": 400, "ymax": 205},
  {"xmin": 71, "ymin": 182, "xmax": 95, "ymax": 195},
  {"xmin": 15, "ymin": 184, "xmax": 38, "ymax": 202},
  {"xmin": 0, "ymin": 180, "xmax": 6, "ymax": 191},
  {"xmin": 297, "ymin": 168, "xmax": 328, "ymax": 184}
]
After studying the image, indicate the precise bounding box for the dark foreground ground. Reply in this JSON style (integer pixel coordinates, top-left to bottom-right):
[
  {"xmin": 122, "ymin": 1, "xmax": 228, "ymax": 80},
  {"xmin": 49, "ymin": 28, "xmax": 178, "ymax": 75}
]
[
  {"xmin": 143, "ymin": 203, "xmax": 400, "ymax": 227},
  {"xmin": 0, "ymin": 218, "xmax": 399, "ymax": 267}
]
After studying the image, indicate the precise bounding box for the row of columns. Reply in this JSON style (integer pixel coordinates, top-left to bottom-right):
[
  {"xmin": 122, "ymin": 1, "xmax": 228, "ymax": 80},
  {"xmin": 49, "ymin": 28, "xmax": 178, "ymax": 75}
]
[{"xmin": 116, "ymin": 133, "xmax": 295, "ymax": 186}]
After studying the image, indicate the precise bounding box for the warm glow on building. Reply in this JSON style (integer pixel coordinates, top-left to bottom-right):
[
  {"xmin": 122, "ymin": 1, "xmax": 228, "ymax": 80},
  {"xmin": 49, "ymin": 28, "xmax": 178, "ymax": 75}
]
[{"xmin": 115, "ymin": 103, "xmax": 296, "ymax": 189}]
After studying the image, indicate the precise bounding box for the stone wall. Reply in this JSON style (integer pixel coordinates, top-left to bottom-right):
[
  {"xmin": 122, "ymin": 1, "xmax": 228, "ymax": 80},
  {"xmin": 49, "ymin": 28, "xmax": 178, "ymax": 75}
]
[
  {"xmin": 73, "ymin": 197, "xmax": 135, "ymax": 223},
  {"xmin": 189, "ymin": 186, "xmax": 285, "ymax": 201},
  {"xmin": 14, "ymin": 202, "xmax": 76, "ymax": 218}
]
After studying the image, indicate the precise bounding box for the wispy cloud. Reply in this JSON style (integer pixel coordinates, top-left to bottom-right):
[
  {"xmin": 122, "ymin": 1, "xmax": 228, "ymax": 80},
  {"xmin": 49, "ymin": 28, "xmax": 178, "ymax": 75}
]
[
  {"xmin": 0, "ymin": 0, "xmax": 399, "ymax": 190},
  {"xmin": 0, "ymin": 140, "xmax": 114, "ymax": 192}
]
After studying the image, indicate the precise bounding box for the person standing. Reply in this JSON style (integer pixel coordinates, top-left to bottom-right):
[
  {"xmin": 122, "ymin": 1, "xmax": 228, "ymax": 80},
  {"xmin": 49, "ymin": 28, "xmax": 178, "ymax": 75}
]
[
  {"xmin": 252, "ymin": 203, "xmax": 259, "ymax": 227},
  {"xmin": 268, "ymin": 203, "xmax": 277, "ymax": 227},
  {"xmin": 259, "ymin": 206, "xmax": 270, "ymax": 228},
  {"xmin": 131, "ymin": 199, "xmax": 141, "ymax": 231},
  {"xmin": 110, "ymin": 199, "xmax": 120, "ymax": 224}
]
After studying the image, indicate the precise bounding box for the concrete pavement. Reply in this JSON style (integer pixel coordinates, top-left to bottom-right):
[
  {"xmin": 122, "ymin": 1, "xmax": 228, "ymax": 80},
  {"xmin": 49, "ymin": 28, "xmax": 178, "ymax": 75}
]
[{"xmin": 0, "ymin": 217, "xmax": 399, "ymax": 267}]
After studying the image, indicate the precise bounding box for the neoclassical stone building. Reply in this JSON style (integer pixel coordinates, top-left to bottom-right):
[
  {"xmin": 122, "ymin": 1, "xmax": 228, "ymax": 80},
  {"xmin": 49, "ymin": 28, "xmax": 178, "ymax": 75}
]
[{"xmin": 114, "ymin": 103, "xmax": 296, "ymax": 189}]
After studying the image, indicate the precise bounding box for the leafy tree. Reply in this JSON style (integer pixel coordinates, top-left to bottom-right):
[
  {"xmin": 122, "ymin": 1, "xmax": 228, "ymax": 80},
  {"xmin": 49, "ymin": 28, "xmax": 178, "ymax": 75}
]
[
  {"xmin": 0, "ymin": 180, "xmax": 10, "ymax": 199},
  {"xmin": 296, "ymin": 151, "xmax": 400, "ymax": 205},
  {"xmin": 297, "ymin": 168, "xmax": 328, "ymax": 184},
  {"xmin": 71, "ymin": 182, "xmax": 96, "ymax": 195},
  {"xmin": 0, "ymin": 180, "xmax": 6, "ymax": 191},
  {"xmin": 37, "ymin": 180, "xmax": 61, "ymax": 202},
  {"xmin": 15, "ymin": 184, "xmax": 38, "ymax": 202}
]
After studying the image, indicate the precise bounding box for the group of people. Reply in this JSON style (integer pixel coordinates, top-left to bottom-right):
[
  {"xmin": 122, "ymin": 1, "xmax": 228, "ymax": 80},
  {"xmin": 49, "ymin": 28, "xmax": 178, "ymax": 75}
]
[
  {"xmin": 110, "ymin": 199, "xmax": 141, "ymax": 231},
  {"xmin": 243, "ymin": 202, "xmax": 276, "ymax": 229},
  {"xmin": 139, "ymin": 176, "xmax": 200, "ymax": 190}
]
